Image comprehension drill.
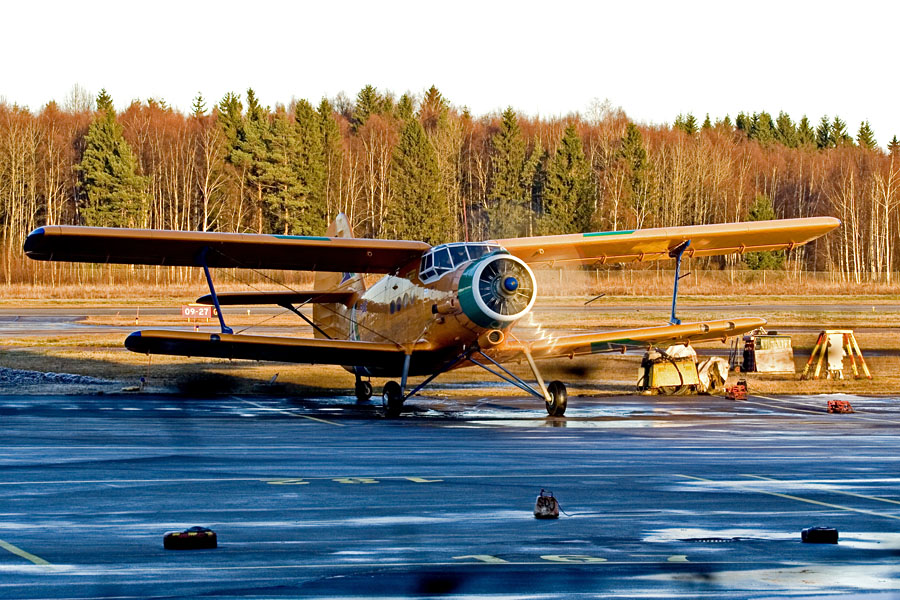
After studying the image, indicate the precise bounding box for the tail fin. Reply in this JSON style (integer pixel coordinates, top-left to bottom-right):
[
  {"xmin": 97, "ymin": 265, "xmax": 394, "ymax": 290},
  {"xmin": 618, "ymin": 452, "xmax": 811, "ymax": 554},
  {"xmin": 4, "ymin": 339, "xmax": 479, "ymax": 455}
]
[{"xmin": 313, "ymin": 214, "xmax": 364, "ymax": 339}]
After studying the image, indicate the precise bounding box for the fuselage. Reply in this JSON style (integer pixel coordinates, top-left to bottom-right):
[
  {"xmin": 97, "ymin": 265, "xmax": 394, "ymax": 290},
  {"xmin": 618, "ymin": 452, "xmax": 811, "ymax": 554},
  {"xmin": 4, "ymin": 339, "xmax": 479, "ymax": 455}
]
[{"xmin": 313, "ymin": 242, "xmax": 538, "ymax": 377}]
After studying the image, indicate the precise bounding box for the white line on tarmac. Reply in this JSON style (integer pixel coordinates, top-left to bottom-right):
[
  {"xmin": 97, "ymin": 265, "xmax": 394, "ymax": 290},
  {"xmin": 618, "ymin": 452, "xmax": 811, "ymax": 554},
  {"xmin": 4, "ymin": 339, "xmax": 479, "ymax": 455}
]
[
  {"xmin": 236, "ymin": 398, "xmax": 343, "ymax": 426},
  {"xmin": 677, "ymin": 474, "xmax": 900, "ymax": 522}
]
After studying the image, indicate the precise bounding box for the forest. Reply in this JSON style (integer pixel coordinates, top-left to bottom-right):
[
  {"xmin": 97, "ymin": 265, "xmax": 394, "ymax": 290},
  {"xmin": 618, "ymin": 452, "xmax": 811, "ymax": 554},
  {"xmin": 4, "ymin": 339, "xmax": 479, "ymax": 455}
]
[{"xmin": 1, "ymin": 84, "xmax": 898, "ymax": 289}]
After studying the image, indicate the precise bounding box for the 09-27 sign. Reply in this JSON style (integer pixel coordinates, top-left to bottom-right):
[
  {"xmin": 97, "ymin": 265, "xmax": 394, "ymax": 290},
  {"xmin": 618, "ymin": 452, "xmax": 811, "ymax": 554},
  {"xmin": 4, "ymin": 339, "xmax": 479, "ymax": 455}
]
[{"xmin": 181, "ymin": 304, "xmax": 217, "ymax": 318}]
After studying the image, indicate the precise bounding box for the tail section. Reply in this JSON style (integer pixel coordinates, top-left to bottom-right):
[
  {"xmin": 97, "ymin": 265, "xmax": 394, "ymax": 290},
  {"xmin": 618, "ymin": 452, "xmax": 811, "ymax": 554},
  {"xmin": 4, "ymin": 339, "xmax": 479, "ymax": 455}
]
[{"xmin": 313, "ymin": 214, "xmax": 365, "ymax": 340}]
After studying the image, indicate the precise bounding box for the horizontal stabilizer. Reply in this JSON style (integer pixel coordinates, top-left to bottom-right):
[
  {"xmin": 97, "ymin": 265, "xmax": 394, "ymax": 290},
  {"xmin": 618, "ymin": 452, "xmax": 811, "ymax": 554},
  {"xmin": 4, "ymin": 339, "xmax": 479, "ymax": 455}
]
[
  {"xmin": 196, "ymin": 291, "xmax": 356, "ymax": 306},
  {"xmin": 125, "ymin": 330, "xmax": 432, "ymax": 370},
  {"xmin": 24, "ymin": 226, "xmax": 429, "ymax": 273}
]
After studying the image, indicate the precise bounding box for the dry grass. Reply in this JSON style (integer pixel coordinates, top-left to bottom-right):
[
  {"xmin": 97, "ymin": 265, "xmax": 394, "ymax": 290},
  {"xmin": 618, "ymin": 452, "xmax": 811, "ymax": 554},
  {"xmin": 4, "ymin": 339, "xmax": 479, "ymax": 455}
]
[{"xmin": 1, "ymin": 296, "xmax": 898, "ymax": 397}]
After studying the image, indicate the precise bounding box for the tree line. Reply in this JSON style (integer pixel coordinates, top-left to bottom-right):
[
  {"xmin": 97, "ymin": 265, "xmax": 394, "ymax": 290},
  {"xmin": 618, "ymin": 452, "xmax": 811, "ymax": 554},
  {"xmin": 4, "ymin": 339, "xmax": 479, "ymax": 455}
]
[{"xmin": 1, "ymin": 85, "xmax": 898, "ymax": 285}]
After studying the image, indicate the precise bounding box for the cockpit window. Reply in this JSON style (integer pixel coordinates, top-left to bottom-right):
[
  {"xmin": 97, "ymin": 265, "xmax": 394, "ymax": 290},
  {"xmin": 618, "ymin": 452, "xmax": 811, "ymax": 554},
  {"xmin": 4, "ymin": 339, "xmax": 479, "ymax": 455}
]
[{"xmin": 418, "ymin": 242, "xmax": 502, "ymax": 283}]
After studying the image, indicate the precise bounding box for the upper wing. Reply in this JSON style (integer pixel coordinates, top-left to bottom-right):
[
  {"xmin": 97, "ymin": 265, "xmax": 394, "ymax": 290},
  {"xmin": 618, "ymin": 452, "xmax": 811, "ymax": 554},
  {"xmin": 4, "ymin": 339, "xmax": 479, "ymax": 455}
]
[
  {"xmin": 492, "ymin": 217, "xmax": 839, "ymax": 266},
  {"xmin": 24, "ymin": 226, "xmax": 429, "ymax": 273},
  {"xmin": 492, "ymin": 317, "xmax": 765, "ymax": 362},
  {"xmin": 125, "ymin": 330, "xmax": 431, "ymax": 369}
]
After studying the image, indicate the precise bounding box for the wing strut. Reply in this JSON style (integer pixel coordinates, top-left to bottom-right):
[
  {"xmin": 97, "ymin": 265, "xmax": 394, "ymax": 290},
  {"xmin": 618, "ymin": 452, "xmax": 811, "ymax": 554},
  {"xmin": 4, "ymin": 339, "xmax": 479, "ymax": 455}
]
[
  {"xmin": 669, "ymin": 240, "xmax": 691, "ymax": 325},
  {"xmin": 199, "ymin": 247, "xmax": 233, "ymax": 334}
]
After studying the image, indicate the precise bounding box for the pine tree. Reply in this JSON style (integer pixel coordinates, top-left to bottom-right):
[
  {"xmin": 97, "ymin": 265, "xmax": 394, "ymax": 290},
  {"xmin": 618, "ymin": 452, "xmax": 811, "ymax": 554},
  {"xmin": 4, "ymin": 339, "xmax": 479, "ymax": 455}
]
[
  {"xmin": 744, "ymin": 194, "xmax": 785, "ymax": 270},
  {"xmin": 382, "ymin": 119, "xmax": 449, "ymax": 244},
  {"xmin": 889, "ymin": 135, "xmax": 900, "ymax": 156},
  {"xmin": 775, "ymin": 112, "xmax": 798, "ymax": 147},
  {"xmin": 263, "ymin": 111, "xmax": 304, "ymax": 234},
  {"xmin": 76, "ymin": 89, "xmax": 150, "ymax": 227},
  {"xmin": 856, "ymin": 121, "xmax": 877, "ymax": 149},
  {"xmin": 538, "ymin": 124, "xmax": 594, "ymax": 235},
  {"xmin": 701, "ymin": 114, "xmax": 712, "ymax": 130},
  {"xmin": 816, "ymin": 116, "xmax": 834, "ymax": 149},
  {"xmin": 395, "ymin": 93, "xmax": 415, "ymax": 121},
  {"xmin": 735, "ymin": 112, "xmax": 751, "ymax": 137},
  {"xmin": 191, "ymin": 93, "xmax": 207, "ymax": 117},
  {"xmin": 318, "ymin": 98, "xmax": 344, "ymax": 220},
  {"xmin": 674, "ymin": 113, "xmax": 698, "ymax": 136},
  {"xmin": 487, "ymin": 107, "xmax": 528, "ymax": 238},
  {"xmin": 353, "ymin": 84, "xmax": 381, "ymax": 131},
  {"xmin": 420, "ymin": 85, "xmax": 448, "ymax": 133},
  {"xmin": 831, "ymin": 116, "xmax": 853, "ymax": 146},
  {"xmin": 619, "ymin": 122, "xmax": 649, "ymax": 219},
  {"xmin": 751, "ymin": 112, "xmax": 776, "ymax": 146},
  {"xmin": 797, "ymin": 116, "xmax": 816, "ymax": 147}
]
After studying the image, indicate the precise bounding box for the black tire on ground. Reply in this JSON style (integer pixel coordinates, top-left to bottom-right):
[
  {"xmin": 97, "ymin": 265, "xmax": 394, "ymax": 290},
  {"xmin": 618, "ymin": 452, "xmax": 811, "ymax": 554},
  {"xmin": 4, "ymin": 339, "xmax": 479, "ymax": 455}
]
[
  {"xmin": 355, "ymin": 380, "xmax": 373, "ymax": 402},
  {"xmin": 545, "ymin": 381, "xmax": 568, "ymax": 417},
  {"xmin": 163, "ymin": 526, "xmax": 218, "ymax": 550},
  {"xmin": 382, "ymin": 381, "xmax": 404, "ymax": 417}
]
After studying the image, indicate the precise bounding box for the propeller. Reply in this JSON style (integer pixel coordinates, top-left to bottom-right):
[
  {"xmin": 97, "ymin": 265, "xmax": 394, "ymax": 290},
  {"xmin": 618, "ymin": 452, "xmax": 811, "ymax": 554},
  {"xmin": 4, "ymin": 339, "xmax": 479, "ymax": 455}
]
[{"xmin": 458, "ymin": 253, "xmax": 537, "ymax": 328}]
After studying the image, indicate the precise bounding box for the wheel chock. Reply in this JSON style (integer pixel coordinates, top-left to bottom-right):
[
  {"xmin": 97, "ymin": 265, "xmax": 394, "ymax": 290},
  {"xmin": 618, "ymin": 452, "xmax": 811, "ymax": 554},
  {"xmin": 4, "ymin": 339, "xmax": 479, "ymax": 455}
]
[
  {"xmin": 827, "ymin": 400, "xmax": 854, "ymax": 413},
  {"xmin": 534, "ymin": 489, "xmax": 559, "ymax": 519},
  {"xmin": 801, "ymin": 527, "xmax": 838, "ymax": 544}
]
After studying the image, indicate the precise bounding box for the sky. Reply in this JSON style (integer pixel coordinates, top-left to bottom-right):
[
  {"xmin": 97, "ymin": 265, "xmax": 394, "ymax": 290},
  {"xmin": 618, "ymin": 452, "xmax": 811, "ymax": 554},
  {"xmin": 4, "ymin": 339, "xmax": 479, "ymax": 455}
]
[{"xmin": 2, "ymin": 0, "xmax": 898, "ymax": 146}]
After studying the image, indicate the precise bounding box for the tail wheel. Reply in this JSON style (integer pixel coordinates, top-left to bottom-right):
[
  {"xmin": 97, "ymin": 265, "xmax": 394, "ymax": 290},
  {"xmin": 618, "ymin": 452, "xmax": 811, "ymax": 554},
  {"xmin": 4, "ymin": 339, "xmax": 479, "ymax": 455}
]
[
  {"xmin": 545, "ymin": 381, "xmax": 567, "ymax": 417},
  {"xmin": 355, "ymin": 380, "xmax": 373, "ymax": 402},
  {"xmin": 382, "ymin": 381, "xmax": 404, "ymax": 417}
]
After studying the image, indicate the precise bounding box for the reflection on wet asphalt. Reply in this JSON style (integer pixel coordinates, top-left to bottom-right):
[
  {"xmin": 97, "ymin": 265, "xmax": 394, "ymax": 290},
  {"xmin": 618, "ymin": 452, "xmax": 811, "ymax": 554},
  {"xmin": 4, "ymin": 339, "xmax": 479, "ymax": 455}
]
[{"xmin": 0, "ymin": 390, "xmax": 899, "ymax": 598}]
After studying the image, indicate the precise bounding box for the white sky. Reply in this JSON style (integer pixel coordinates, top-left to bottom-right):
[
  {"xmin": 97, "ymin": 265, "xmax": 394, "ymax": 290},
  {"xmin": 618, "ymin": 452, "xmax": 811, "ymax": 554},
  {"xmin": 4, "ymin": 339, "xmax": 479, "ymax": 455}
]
[{"xmin": 2, "ymin": 0, "xmax": 898, "ymax": 145}]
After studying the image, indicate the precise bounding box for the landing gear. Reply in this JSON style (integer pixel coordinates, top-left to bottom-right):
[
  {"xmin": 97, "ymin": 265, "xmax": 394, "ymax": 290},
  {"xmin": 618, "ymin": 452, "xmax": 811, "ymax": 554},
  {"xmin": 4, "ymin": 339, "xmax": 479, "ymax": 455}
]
[
  {"xmin": 545, "ymin": 381, "xmax": 568, "ymax": 416},
  {"xmin": 355, "ymin": 379, "xmax": 373, "ymax": 402},
  {"xmin": 382, "ymin": 381, "xmax": 404, "ymax": 417}
]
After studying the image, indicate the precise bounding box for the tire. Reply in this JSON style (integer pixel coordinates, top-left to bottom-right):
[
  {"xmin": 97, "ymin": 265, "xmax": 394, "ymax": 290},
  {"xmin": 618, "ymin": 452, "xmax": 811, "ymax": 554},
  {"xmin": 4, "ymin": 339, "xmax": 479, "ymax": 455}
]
[
  {"xmin": 382, "ymin": 381, "xmax": 404, "ymax": 417},
  {"xmin": 163, "ymin": 526, "xmax": 217, "ymax": 550},
  {"xmin": 355, "ymin": 380, "xmax": 373, "ymax": 402},
  {"xmin": 545, "ymin": 381, "xmax": 567, "ymax": 416}
]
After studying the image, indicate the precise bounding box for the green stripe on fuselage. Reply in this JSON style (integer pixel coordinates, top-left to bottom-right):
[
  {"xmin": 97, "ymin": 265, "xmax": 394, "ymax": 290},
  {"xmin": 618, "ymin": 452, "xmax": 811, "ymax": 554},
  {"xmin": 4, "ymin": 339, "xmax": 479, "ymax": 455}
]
[{"xmin": 583, "ymin": 230, "xmax": 635, "ymax": 237}]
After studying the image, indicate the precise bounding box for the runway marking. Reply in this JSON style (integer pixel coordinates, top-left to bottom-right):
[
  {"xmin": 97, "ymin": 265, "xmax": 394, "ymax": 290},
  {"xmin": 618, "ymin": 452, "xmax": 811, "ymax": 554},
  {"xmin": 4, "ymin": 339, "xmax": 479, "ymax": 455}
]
[
  {"xmin": 266, "ymin": 478, "xmax": 309, "ymax": 485},
  {"xmin": 405, "ymin": 477, "xmax": 442, "ymax": 483},
  {"xmin": 743, "ymin": 474, "xmax": 900, "ymax": 506},
  {"xmin": 677, "ymin": 474, "xmax": 900, "ymax": 522},
  {"xmin": 235, "ymin": 398, "xmax": 343, "ymax": 426},
  {"xmin": 453, "ymin": 554, "xmax": 509, "ymax": 563},
  {"xmin": 333, "ymin": 477, "xmax": 378, "ymax": 484},
  {"xmin": 749, "ymin": 395, "xmax": 900, "ymax": 424},
  {"xmin": 0, "ymin": 538, "xmax": 49, "ymax": 566},
  {"xmin": 540, "ymin": 555, "xmax": 607, "ymax": 563}
]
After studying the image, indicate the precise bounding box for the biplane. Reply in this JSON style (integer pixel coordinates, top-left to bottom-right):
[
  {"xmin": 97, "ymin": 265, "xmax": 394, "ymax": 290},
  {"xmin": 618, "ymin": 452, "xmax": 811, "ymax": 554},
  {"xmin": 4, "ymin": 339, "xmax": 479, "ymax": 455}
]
[{"xmin": 24, "ymin": 215, "xmax": 838, "ymax": 416}]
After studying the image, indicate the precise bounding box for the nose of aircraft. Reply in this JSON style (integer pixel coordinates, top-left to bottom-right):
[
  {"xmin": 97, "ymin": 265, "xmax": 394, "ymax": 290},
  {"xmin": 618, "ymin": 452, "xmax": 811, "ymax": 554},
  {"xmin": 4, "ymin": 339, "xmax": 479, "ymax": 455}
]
[{"xmin": 503, "ymin": 276, "xmax": 519, "ymax": 293}]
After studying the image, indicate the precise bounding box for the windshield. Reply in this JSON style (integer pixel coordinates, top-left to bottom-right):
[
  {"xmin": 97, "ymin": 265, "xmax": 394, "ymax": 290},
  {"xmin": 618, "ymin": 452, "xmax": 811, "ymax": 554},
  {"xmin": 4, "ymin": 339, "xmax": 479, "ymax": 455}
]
[{"xmin": 418, "ymin": 242, "xmax": 502, "ymax": 283}]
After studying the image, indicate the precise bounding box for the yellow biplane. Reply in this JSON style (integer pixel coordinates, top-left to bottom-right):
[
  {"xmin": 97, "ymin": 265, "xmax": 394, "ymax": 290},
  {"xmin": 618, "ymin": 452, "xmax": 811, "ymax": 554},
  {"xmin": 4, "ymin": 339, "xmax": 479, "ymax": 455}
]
[{"xmin": 24, "ymin": 215, "xmax": 838, "ymax": 416}]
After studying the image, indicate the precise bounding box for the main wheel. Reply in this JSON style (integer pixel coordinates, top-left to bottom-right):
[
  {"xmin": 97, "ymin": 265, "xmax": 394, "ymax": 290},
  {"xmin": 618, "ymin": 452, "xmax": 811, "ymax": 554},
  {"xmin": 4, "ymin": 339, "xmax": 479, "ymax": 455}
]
[
  {"xmin": 545, "ymin": 381, "xmax": 567, "ymax": 416},
  {"xmin": 382, "ymin": 381, "xmax": 404, "ymax": 417},
  {"xmin": 355, "ymin": 380, "xmax": 373, "ymax": 402}
]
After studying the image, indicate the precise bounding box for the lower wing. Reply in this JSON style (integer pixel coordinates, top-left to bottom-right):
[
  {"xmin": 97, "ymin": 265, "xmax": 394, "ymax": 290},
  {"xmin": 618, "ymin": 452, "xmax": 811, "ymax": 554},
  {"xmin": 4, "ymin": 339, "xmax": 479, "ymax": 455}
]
[
  {"xmin": 125, "ymin": 330, "xmax": 430, "ymax": 370},
  {"xmin": 493, "ymin": 317, "xmax": 764, "ymax": 361}
]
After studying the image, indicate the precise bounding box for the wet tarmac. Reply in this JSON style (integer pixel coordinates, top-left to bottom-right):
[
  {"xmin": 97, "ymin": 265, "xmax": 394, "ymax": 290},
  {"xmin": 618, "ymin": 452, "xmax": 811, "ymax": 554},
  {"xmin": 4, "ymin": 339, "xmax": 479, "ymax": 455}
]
[{"xmin": 1, "ymin": 391, "xmax": 899, "ymax": 598}]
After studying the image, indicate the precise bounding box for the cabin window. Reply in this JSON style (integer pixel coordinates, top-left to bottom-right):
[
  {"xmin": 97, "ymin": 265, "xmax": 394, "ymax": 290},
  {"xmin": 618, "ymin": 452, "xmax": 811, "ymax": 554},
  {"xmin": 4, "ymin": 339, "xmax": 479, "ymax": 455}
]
[{"xmin": 418, "ymin": 242, "xmax": 503, "ymax": 284}]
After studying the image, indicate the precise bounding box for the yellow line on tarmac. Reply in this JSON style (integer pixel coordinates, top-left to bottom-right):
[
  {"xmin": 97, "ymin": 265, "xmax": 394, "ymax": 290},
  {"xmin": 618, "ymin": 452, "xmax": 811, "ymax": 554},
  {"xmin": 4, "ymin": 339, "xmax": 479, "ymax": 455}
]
[
  {"xmin": 677, "ymin": 474, "xmax": 900, "ymax": 521},
  {"xmin": 744, "ymin": 474, "xmax": 900, "ymax": 506},
  {"xmin": 0, "ymin": 539, "xmax": 49, "ymax": 566},
  {"xmin": 238, "ymin": 398, "xmax": 343, "ymax": 426}
]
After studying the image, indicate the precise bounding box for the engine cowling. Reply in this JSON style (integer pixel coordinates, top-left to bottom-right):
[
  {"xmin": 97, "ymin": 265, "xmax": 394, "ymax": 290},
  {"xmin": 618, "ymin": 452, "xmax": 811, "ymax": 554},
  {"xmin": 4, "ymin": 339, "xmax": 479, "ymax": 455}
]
[{"xmin": 457, "ymin": 253, "xmax": 537, "ymax": 329}]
